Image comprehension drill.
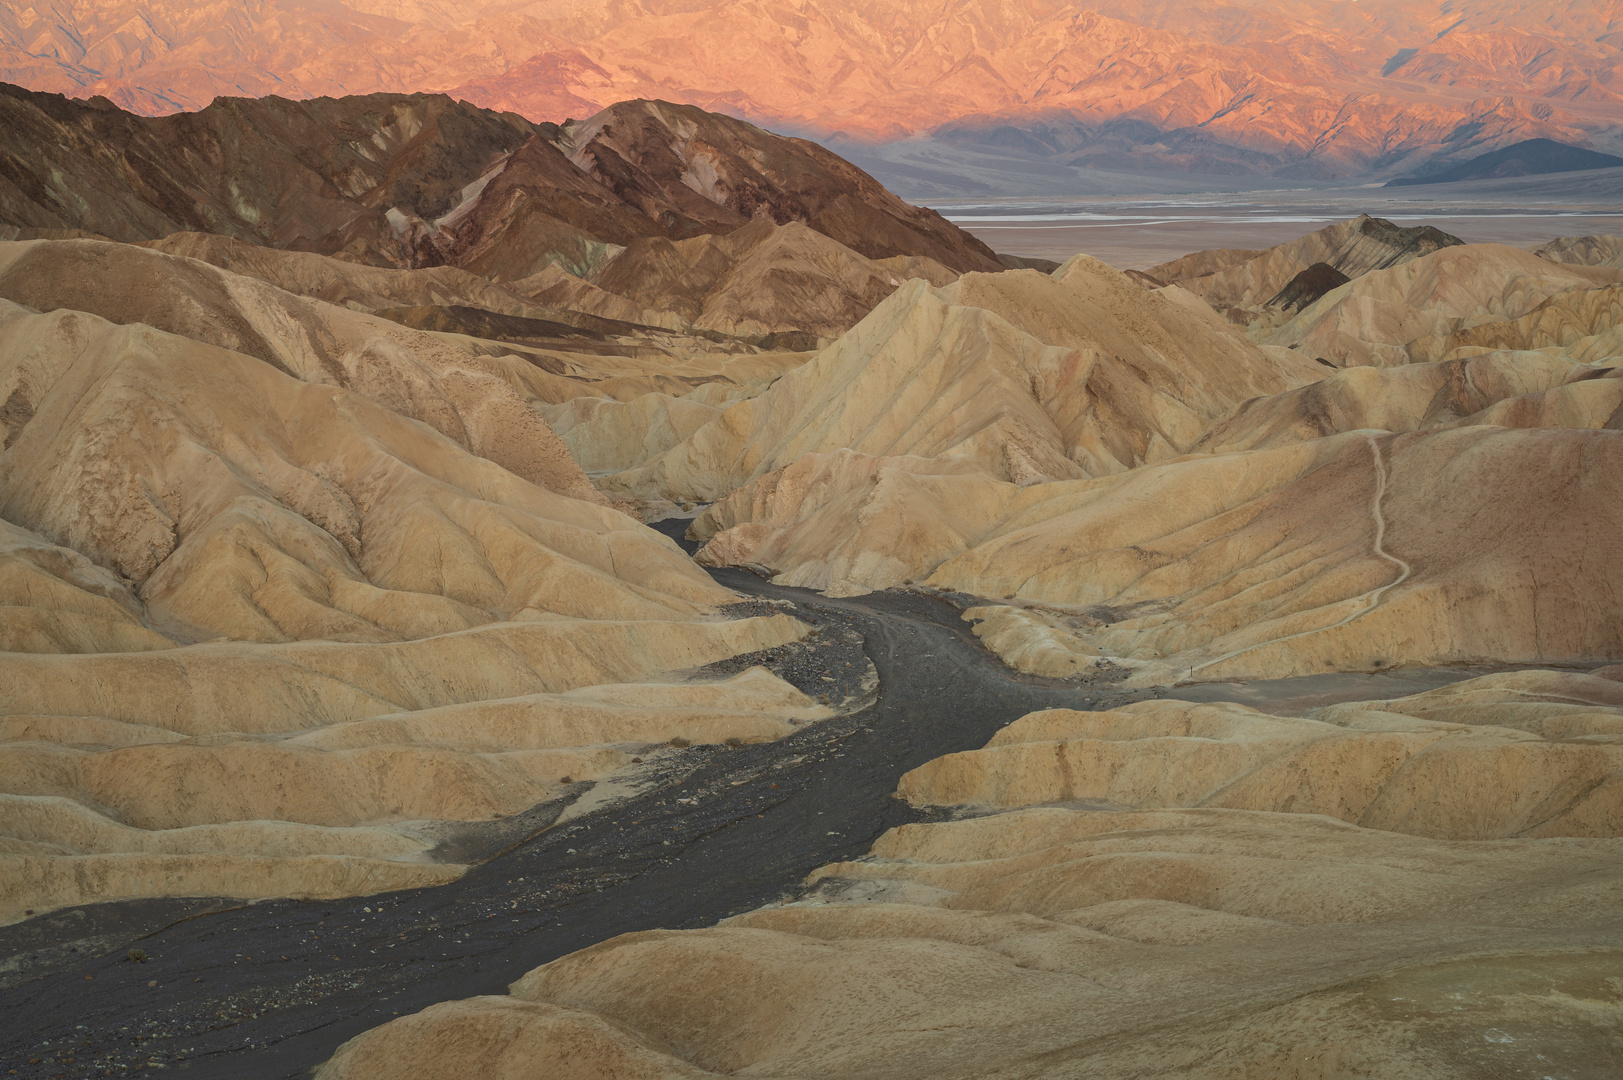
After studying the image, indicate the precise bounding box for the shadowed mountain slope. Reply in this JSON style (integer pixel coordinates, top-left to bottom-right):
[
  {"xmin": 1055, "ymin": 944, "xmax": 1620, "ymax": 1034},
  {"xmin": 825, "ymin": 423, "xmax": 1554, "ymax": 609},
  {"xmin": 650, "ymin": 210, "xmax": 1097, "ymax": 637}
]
[
  {"xmin": 564, "ymin": 100, "xmax": 1000, "ymax": 273},
  {"xmin": 0, "ymin": 82, "xmax": 544, "ymax": 265},
  {"xmin": 1388, "ymin": 137, "xmax": 1623, "ymax": 186}
]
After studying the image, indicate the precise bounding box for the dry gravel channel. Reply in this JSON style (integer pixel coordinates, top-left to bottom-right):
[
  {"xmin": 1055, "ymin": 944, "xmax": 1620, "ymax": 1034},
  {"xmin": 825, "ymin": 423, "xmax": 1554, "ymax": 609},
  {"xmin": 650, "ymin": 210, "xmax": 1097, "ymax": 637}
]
[{"xmin": 0, "ymin": 526, "xmax": 1501, "ymax": 1079}]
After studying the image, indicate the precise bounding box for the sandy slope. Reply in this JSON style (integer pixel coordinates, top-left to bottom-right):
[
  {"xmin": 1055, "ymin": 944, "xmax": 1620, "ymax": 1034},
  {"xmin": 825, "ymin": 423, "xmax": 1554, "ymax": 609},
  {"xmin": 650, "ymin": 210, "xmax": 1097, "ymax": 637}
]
[
  {"xmin": 0, "ymin": 241, "xmax": 831, "ymax": 921},
  {"xmin": 931, "ymin": 426, "xmax": 1623, "ymax": 683},
  {"xmin": 678, "ymin": 238, "xmax": 1623, "ymax": 687},
  {"xmin": 612, "ymin": 257, "xmax": 1318, "ymax": 509}
]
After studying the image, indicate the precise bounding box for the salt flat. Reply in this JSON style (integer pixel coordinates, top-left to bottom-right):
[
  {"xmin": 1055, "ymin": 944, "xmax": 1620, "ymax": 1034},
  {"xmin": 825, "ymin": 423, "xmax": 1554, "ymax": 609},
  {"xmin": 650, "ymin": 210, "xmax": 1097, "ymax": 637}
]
[{"xmin": 940, "ymin": 169, "xmax": 1623, "ymax": 267}]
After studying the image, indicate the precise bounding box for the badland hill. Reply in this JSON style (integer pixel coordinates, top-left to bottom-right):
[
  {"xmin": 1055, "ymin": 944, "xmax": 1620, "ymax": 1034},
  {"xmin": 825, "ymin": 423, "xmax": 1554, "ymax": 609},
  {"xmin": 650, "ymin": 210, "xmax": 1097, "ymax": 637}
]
[{"xmin": 0, "ymin": 84, "xmax": 1620, "ymax": 1079}]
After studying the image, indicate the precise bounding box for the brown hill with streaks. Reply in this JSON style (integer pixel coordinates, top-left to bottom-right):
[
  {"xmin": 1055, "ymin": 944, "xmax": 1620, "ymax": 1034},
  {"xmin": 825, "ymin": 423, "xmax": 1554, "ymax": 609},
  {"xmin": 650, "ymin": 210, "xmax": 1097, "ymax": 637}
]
[{"xmin": 0, "ymin": 83, "xmax": 998, "ymax": 284}]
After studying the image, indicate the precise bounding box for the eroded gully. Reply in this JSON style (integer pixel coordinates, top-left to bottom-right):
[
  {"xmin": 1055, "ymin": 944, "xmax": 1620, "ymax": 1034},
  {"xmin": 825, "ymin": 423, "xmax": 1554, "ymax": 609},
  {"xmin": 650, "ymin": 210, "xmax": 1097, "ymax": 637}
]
[{"xmin": 0, "ymin": 544, "xmax": 1503, "ymax": 1080}]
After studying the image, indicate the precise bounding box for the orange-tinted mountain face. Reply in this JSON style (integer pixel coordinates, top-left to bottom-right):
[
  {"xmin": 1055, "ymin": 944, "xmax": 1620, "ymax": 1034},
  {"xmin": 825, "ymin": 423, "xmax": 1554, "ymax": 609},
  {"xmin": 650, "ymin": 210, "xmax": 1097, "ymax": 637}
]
[{"xmin": 3, "ymin": 1, "xmax": 1620, "ymax": 178}]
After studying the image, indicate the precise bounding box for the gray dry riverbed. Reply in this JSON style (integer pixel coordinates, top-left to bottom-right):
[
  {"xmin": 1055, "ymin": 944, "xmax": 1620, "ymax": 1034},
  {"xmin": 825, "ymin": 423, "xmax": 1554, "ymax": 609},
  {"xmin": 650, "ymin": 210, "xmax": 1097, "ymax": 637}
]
[{"xmin": 0, "ymin": 532, "xmax": 1533, "ymax": 1079}]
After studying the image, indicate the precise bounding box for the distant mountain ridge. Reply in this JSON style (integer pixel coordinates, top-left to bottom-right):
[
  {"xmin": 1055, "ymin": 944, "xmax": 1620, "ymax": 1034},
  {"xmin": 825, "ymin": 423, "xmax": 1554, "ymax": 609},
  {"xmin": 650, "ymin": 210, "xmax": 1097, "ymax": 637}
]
[
  {"xmin": 1386, "ymin": 138, "xmax": 1623, "ymax": 187},
  {"xmin": 1, "ymin": 0, "xmax": 1619, "ymax": 183}
]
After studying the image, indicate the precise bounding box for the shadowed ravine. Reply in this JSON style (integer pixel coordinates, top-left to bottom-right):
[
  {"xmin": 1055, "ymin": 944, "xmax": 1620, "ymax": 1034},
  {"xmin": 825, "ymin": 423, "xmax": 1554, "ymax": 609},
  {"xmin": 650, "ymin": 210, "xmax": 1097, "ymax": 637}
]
[{"xmin": 0, "ymin": 541, "xmax": 1514, "ymax": 1080}]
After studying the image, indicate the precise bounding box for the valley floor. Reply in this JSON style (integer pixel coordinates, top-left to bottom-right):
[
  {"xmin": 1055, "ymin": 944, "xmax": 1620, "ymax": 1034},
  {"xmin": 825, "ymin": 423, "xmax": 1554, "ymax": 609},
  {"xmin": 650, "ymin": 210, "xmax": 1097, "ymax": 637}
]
[{"xmin": 939, "ymin": 173, "xmax": 1623, "ymax": 267}]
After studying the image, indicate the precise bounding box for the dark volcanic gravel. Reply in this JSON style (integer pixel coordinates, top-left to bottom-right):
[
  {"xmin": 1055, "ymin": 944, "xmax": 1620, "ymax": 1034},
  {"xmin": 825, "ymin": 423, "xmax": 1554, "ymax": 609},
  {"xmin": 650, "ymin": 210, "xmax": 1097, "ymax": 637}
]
[{"xmin": 0, "ymin": 558, "xmax": 1512, "ymax": 1080}]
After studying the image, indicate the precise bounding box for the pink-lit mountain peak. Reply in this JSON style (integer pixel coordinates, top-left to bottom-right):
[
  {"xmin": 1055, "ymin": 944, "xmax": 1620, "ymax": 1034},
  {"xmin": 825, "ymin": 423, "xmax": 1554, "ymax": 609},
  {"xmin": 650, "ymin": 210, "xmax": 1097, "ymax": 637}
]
[{"xmin": 2, "ymin": 0, "xmax": 1619, "ymax": 177}]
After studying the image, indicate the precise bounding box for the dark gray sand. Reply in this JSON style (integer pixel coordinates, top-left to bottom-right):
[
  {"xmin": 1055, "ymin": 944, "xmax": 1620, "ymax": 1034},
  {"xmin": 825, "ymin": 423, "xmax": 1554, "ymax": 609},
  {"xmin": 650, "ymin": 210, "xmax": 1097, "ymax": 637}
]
[{"xmin": 0, "ymin": 546, "xmax": 1566, "ymax": 1080}]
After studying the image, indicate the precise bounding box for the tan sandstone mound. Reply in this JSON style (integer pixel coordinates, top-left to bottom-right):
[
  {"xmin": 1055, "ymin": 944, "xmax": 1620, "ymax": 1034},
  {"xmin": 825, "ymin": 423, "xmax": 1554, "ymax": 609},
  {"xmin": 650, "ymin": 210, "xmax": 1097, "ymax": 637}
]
[
  {"xmin": 0, "ymin": 301, "xmax": 720, "ymax": 641},
  {"xmin": 927, "ymin": 425, "xmax": 1623, "ymax": 683},
  {"xmin": 898, "ymin": 670, "xmax": 1623, "ymax": 839},
  {"xmin": 1, "ymin": 238, "xmax": 831, "ymax": 480},
  {"xmin": 619, "ymin": 254, "xmax": 1318, "ymax": 525},
  {"xmin": 139, "ymin": 230, "xmax": 691, "ymax": 335},
  {"xmin": 1409, "ymin": 282, "xmax": 1623, "ymax": 361},
  {"xmin": 694, "ymin": 451, "xmax": 1021, "ymax": 595},
  {"xmin": 138, "ymin": 232, "xmax": 564, "ymax": 316},
  {"xmin": 606, "ymin": 277, "xmax": 1089, "ymax": 502},
  {"xmin": 509, "ymin": 262, "xmax": 690, "ymax": 331},
  {"xmin": 1194, "ymin": 352, "xmax": 1620, "ymax": 454},
  {"xmin": 0, "ymin": 239, "xmax": 609, "ymax": 503},
  {"xmin": 674, "ymin": 228, "xmax": 1623, "ymax": 664},
  {"xmin": 0, "ymin": 237, "xmax": 839, "ymax": 921},
  {"xmin": 1535, "ymin": 235, "xmax": 1623, "ymax": 269},
  {"xmin": 0, "ymin": 517, "xmax": 174, "ymax": 655},
  {"xmin": 692, "ymin": 421, "xmax": 1623, "ymax": 666},
  {"xmin": 591, "ymin": 217, "xmax": 959, "ymax": 339}
]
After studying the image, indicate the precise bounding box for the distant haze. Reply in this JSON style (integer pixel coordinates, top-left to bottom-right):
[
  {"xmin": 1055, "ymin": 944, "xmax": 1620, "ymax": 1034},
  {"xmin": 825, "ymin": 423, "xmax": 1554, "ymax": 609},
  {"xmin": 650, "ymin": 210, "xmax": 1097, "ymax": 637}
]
[{"xmin": 3, "ymin": 0, "xmax": 1620, "ymax": 191}]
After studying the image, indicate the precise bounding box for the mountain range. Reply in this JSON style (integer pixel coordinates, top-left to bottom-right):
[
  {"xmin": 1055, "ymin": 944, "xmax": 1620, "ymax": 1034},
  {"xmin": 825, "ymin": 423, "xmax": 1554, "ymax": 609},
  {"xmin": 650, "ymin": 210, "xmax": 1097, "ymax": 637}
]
[{"xmin": 3, "ymin": 0, "xmax": 1620, "ymax": 183}]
